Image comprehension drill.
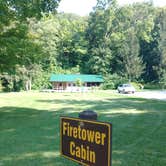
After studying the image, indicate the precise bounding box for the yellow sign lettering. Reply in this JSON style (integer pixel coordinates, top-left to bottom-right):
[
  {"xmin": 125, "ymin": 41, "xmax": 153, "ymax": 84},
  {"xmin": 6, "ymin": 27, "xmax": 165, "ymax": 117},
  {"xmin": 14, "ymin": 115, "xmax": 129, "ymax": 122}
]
[
  {"xmin": 70, "ymin": 141, "xmax": 75, "ymax": 156},
  {"xmin": 63, "ymin": 122, "xmax": 67, "ymax": 135},
  {"xmin": 87, "ymin": 130, "xmax": 95, "ymax": 143},
  {"xmin": 95, "ymin": 132, "xmax": 101, "ymax": 144},
  {"xmin": 101, "ymin": 133, "xmax": 106, "ymax": 145},
  {"xmin": 69, "ymin": 141, "xmax": 96, "ymax": 164}
]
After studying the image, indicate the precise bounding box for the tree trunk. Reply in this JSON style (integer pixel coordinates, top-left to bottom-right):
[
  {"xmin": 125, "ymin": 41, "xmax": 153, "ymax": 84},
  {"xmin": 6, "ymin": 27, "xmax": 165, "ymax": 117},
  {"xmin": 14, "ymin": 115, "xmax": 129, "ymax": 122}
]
[
  {"xmin": 25, "ymin": 81, "xmax": 29, "ymax": 91},
  {"xmin": 29, "ymin": 80, "xmax": 32, "ymax": 91}
]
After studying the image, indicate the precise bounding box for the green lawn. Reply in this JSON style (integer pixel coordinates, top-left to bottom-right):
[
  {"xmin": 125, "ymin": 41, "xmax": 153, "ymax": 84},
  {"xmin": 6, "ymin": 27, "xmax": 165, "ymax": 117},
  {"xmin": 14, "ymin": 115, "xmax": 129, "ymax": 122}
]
[{"xmin": 0, "ymin": 91, "xmax": 165, "ymax": 166}]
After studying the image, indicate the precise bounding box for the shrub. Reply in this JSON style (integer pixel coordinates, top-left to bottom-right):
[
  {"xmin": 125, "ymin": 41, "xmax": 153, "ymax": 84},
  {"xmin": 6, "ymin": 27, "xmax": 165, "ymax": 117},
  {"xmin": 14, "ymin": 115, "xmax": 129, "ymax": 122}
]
[
  {"xmin": 130, "ymin": 82, "xmax": 144, "ymax": 91},
  {"xmin": 101, "ymin": 74, "xmax": 128, "ymax": 90},
  {"xmin": 75, "ymin": 78, "xmax": 83, "ymax": 87},
  {"xmin": 0, "ymin": 80, "xmax": 4, "ymax": 92},
  {"xmin": 32, "ymin": 72, "xmax": 51, "ymax": 90},
  {"xmin": 144, "ymin": 83, "xmax": 161, "ymax": 90},
  {"xmin": 159, "ymin": 72, "xmax": 166, "ymax": 89}
]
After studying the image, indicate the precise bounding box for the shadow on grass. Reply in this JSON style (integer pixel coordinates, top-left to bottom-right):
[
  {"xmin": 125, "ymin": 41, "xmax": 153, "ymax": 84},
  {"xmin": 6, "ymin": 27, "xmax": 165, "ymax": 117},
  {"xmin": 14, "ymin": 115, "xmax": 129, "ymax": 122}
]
[
  {"xmin": 37, "ymin": 97, "xmax": 166, "ymax": 115},
  {"xmin": 0, "ymin": 106, "xmax": 60, "ymax": 166},
  {"xmin": 0, "ymin": 97, "xmax": 166, "ymax": 166},
  {"xmin": 37, "ymin": 97, "xmax": 166, "ymax": 166}
]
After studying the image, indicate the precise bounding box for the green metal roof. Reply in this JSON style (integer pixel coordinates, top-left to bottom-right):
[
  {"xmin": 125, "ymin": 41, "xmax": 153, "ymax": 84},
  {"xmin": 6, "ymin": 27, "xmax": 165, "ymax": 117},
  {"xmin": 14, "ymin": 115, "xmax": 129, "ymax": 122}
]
[{"xmin": 50, "ymin": 74, "xmax": 104, "ymax": 82}]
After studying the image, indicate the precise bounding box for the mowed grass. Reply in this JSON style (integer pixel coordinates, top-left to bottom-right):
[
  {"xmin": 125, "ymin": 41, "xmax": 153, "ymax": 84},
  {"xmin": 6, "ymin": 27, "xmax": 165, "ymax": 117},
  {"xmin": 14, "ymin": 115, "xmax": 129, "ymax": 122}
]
[{"xmin": 0, "ymin": 91, "xmax": 165, "ymax": 166}]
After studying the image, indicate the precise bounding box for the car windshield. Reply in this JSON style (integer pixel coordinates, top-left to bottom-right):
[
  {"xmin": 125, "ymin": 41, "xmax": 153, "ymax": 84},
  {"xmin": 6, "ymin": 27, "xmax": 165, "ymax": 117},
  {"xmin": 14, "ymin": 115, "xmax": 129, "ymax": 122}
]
[{"xmin": 123, "ymin": 84, "xmax": 132, "ymax": 87}]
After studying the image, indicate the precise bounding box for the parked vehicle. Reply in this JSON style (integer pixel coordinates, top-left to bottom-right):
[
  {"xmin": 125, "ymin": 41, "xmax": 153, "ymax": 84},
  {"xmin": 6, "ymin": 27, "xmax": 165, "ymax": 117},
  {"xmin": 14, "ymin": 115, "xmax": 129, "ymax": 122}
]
[{"xmin": 117, "ymin": 84, "xmax": 136, "ymax": 93}]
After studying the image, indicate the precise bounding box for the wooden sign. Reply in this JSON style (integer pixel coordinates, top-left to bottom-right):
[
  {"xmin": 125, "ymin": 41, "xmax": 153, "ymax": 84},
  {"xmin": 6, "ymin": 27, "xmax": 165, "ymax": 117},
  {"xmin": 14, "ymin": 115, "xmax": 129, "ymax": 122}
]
[{"xmin": 60, "ymin": 117, "xmax": 112, "ymax": 166}]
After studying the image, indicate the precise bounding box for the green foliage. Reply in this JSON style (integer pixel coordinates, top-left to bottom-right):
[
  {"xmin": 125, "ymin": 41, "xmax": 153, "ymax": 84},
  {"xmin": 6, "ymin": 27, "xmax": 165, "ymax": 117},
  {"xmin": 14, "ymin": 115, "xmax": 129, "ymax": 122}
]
[
  {"xmin": 1, "ymin": 1, "xmax": 166, "ymax": 91},
  {"xmin": 56, "ymin": 13, "xmax": 88, "ymax": 70},
  {"xmin": 0, "ymin": 74, "xmax": 14, "ymax": 92},
  {"xmin": 86, "ymin": 5, "xmax": 115, "ymax": 74},
  {"xmin": 0, "ymin": 0, "xmax": 60, "ymax": 24},
  {"xmin": 0, "ymin": 0, "xmax": 60, "ymax": 91},
  {"xmin": 130, "ymin": 82, "xmax": 144, "ymax": 91},
  {"xmin": 75, "ymin": 79, "xmax": 83, "ymax": 87},
  {"xmin": 140, "ymin": 7, "xmax": 166, "ymax": 83},
  {"xmin": 28, "ymin": 13, "xmax": 87, "ymax": 73},
  {"xmin": 86, "ymin": 2, "xmax": 146, "ymax": 79},
  {"xmin": 157, "ymin": 9, "xmax": 166, "ymax": 86},
  {"xmin": 109, "ymin": 5, "xmax": 147, "ymax": 80},
  {"xmin": 144, "ymin": 83, "xmax": 161, "ymax": 90},
  {"xmin": 159, "ymin": 70, "xmax": 166, "ymax": 89},
  {"xmin": 101, "ymin": 74, "xmax": 128, "ymax": 89},
  {"xmin": 32, "ymin": 72, "xmax": 52, "ymax": 90},
  {"xmin": 115, "ymin": 27, "xmax": 144, "ymax": 80},
  {"xmin": 132, "ymin": 2, "xmax": 155, "ymax": 42},
  {"xmin": 0, "ymin": 80, "xmax": 2, "ymax": 92}
]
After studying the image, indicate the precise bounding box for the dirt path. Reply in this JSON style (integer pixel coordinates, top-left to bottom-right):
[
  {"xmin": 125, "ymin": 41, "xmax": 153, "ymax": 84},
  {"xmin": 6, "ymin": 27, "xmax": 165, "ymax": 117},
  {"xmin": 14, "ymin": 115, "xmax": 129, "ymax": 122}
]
[{"xmin": 132, "ymin": 90, "xmax": 166, "ymax": 100}]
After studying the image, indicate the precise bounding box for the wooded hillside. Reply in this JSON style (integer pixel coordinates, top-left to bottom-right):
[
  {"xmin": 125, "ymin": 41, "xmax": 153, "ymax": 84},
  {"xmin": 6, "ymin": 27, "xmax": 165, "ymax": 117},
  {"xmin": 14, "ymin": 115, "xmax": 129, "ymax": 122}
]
[{"xmin": 1, "ymin": 0, "xmax": 166, "ymax": 91}]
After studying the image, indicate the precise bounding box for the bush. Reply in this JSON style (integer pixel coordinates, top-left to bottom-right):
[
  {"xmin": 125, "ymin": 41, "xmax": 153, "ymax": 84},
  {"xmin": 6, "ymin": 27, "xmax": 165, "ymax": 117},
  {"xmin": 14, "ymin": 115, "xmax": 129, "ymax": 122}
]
[
  {"xmin": 0, "ymin": 80, "xmax": 4, "ymax": 92},
  {"xmin": 159, "ymin": 73, "xmax": 166, "ymax": 89},
  {"xmin": 144, "ymin": 83, "xmax": 161, "ymax": 90},
  {"xmin": 32, "ymin": 72, "xmax": 51, "ymax": 90},
  {"xmin": 130, "ymin": 82, "xmax": 144, "ymax": 91},
  {"xmin": 101, "ymin": 74, "xmax": 128, "ymax": 90}
]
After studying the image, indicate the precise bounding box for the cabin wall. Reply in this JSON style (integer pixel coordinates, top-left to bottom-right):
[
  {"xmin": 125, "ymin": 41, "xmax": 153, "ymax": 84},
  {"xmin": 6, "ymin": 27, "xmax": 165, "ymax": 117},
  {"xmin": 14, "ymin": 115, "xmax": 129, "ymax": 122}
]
[{"xmin": 51, "ymin": 82, "xmax": 101, "ymax": 91}]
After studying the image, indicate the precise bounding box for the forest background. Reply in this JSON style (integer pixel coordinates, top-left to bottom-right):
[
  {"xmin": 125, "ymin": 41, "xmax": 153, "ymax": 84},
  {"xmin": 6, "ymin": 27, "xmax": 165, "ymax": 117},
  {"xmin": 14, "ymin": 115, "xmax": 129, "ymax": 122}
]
[{"xmin": 0, "ymin": 0, "xmax": 166, "ymax": 91}]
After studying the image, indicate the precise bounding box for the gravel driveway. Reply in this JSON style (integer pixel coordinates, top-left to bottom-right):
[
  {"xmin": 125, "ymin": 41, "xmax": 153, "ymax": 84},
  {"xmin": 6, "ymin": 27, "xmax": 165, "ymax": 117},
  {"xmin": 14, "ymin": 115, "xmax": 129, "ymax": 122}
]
[{"xmin": 132, "ymin": 90, "xmax": 166, "ymax": 100}]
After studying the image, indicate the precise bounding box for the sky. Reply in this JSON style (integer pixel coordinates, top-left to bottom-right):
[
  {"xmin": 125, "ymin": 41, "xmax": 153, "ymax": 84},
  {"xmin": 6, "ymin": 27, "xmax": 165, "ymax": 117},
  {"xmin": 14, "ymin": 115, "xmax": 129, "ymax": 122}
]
[{"xmin": 58, "ymin": 0, "xmax": 166, "ymax": 16}]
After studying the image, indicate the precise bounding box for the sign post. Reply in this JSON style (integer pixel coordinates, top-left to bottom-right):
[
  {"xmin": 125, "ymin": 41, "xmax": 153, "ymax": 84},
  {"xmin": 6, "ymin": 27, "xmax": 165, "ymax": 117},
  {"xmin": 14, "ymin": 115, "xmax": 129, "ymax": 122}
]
[
  {"xmin": 60, "ymin": 110, "xmax": 112, "ymax": 166},
  {"xmin": 79, "ymin": 110, "xmax": 98, "ymax": 120}
]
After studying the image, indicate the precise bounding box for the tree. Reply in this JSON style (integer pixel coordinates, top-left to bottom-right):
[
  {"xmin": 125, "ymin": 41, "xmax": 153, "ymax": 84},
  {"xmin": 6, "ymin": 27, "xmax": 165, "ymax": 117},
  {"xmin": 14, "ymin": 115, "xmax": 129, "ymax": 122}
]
[
  {"xmin": 28, "ymin": 15, "xmax": 60, "ymax": 71},
  {"xmin": 0, "ymin": 0, "xmax": 61, "ymax": 70},
  {"xmin": 140, "ymin": 7, "xmax": 166, "ymax": 84},
  {"xmin": 0, "ymin": 0, "xmax": 60, "ymax": 91},
  {"xmin": 110, "ymin": 3, "xmax": 155, "ymax": 81},
  {"xmin": 139, "ymin": 23, "xmax": 160, "ymax": 82},
  {"xmin": 0, "ymin": 23, "xmax": 43, "ymax": 72},
  {"xmin": 29, "ymin": 13, "xmax": 88, "ymax": 72},
  {"xmin": 15, "ymin": 64, "xmax": 44, "ymax": 91},
  {"xmin": 87, "ymin": 2, "xmax": 144, "ymax": 79},
  {"xmin": 120, "ymin": 28, "xmax": 144, "ymax": 80},
  {"xmin": 85, "ymin": 1, "xmax": 116, "ymax": 74},
  {"xmin": 56, "ymin": 13, "xmax": 88, "ymax": 70},
  {"xmin": 0, "ymin": 0, "xmax": 60, "ymax": 24},
  {"xmin": 156, "ymin": 9, "xmax": 166, "ymax": 87}
]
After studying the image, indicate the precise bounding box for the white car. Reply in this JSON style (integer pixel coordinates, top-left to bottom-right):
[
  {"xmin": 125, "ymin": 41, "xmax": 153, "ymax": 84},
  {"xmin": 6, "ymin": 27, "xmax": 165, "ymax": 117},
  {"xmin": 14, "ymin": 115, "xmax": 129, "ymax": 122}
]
[{"xmin": 117, "ymin": 84, "xmax": 136, "ymax": 94}]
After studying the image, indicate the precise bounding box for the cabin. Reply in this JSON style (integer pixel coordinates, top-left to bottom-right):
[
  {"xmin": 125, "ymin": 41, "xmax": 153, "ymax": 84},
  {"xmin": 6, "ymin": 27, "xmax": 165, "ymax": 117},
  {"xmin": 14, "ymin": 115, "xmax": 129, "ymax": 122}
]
[{"xmin": 50, "ymin": 74, "xmax": 104, "ymax": 92}]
